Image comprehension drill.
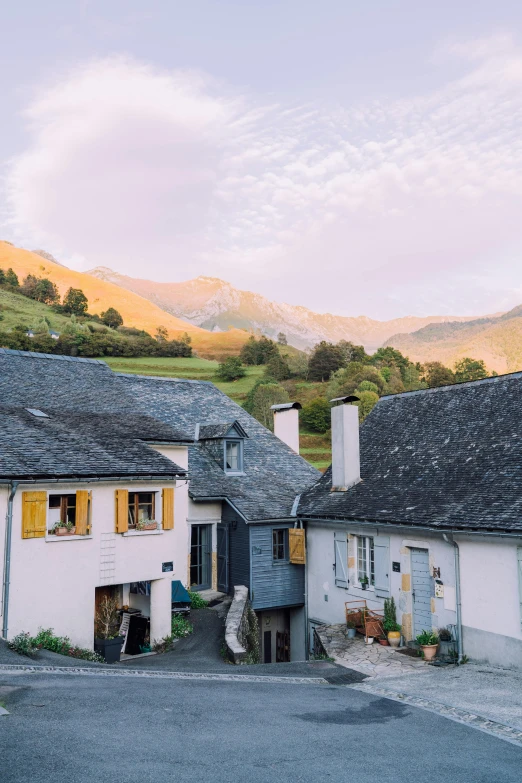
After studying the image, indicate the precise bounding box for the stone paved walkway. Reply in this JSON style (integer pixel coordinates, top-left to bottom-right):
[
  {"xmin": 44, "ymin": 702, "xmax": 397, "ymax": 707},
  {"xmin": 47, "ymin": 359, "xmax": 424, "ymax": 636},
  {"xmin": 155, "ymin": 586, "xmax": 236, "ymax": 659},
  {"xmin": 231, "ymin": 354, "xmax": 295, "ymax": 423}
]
[{"xmin": 316, "ymin": 623, "xmax": 426, "ymax": 677}]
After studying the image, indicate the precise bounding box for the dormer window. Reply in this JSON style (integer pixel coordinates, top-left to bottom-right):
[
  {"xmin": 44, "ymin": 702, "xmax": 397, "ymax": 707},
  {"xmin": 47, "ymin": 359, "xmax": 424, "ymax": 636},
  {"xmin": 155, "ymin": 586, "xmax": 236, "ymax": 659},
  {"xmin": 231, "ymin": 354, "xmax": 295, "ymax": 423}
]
[
  {"xmin": 197, "ymin": 419, "xmax": 248, "ymax": 475},
  {"xmin": 225, "ymin": 439, "xmax": 243, "ymax": 474}
]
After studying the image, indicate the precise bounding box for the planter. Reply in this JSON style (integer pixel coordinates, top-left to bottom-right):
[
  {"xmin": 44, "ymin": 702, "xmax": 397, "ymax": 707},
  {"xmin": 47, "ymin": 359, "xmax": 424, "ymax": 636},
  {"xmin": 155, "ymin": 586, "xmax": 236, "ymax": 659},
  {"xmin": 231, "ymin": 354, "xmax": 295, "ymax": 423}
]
[
  {"xmin": 94, "ymin": 636, "xmax": 124, "ymax": 664},
  {"xmin": 346, "ymin": 627, "xmax": 356, "ymax": 639},
  {"xmin": 142, "ymin": 523, "xmax": 157, "ymax": 531},
  {"xmin": 365, "ymin": 637, "xmax": 374, "ymax": 645},
  {"xmin": 388, "ymin": 631, "xmax": 401, "ymax": 648},
  {"xmin": 420, "ymin": 643, "xmax": 439, "ymax": 662},
  {"xmin": 54, "ymin": 527, "xmax": 76, "ymax": 536},
  {"xmin": 378, "ymin": 639, "xmax": 389, "ymax": 646}
]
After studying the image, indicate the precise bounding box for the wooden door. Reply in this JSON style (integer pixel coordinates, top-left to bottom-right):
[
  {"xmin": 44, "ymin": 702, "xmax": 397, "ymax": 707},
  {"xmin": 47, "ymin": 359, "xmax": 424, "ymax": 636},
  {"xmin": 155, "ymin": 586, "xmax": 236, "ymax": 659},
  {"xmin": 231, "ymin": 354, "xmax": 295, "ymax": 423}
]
[{"xmin": 411, "ymin": 548, "xmax": 432, "ymax": 635}]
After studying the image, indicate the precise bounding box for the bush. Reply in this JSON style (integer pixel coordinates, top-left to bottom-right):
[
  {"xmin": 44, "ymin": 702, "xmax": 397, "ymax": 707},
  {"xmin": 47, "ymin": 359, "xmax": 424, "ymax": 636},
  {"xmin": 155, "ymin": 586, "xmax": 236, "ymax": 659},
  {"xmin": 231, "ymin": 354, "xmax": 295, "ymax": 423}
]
[
  {"xmin": 188, "ymin": 591, "xmax": 209, "ymax": 609},
  {"xmin": 8, "ymin": 632, "xmax": 39, "ymax": 658},
  {"xmin": 9, "ymin": 628, "xmax": 104, "ymax": 662},
  {"xmin": 301, "ymin": 397, "xmax": 331, "ymax": 433},
  {"xmin": 264, "ymin": 352, "xmax": 291, "ymax": 381},
  {"xmin": 216, "ymin": 357, "xmax": 246, "ymax": 381},
  {"xmin": 171, "ymin": 615, "xmax": 193, "ymax": 639}
]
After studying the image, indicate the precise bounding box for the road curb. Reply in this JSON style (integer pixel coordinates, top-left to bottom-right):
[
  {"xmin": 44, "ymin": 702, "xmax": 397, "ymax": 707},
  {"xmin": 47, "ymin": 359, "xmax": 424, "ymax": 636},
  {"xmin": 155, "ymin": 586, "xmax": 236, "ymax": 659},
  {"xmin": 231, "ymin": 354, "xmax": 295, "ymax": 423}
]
[{"xmin": 350, "ymin": 682, "xmax": 522, "ymax": 748}]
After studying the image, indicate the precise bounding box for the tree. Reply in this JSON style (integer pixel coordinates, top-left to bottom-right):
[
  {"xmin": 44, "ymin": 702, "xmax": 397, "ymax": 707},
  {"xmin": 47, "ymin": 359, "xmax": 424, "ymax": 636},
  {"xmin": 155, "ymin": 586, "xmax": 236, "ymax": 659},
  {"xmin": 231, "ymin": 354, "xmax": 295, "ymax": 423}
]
[
  {"xmin": 239, "ymin": 335, "xmax": 279, "ymax": 365},
  {"xmin": 5, "ymin": 268, "xmax": 19, "ymax": 287},
  {"xmin": 355, "ymin": 390, "xmax": 380, "ymax": 421},
  {"xmin": 277, "ymin": 332, "xmax": 288, "ymax": 346},
  {"xmin": 240, "ymin": 336, "xmax": 259, "ymax": 365},
  {"xmin": 308, "ymin": 341, "xmax": 346, "ymax": 381},
  {"xmin": 21, "ymin": 275, "xmax": 59, "ymax": 304},
  {"xmin": 301, "ymin": 397, "xmax": 331, "ymax": 433},
  {"xmin": 62, "ymin": 287, "xmax": 88, "ymax": 315},
  {"xmin": 337, "ymin": 340, "xmax": 368, "ymax": 364},
  {"xmin": 356, "ymin": 380, "xmax": 379, "ymax": 394},
  {"xmin": 454, "ymin": 357, "xmax": 488, "ymax": 383},
  {"xmin": 155, "ymin": 325, "xmax": 168, "ymax": 342},
  {"xmin": 265, "ymin": 352, "xmax": 291, "ymax": 381},
  {"xmin": 328, "ymin": 362, "xmax": 385, "ymax": 399},
  {"xmin": 423, "ymin": 361, "xmax": 455, "ymax": 388},
  {"xmin": 101, "ymin": 307, "xmax": 123, "ymax": 329},
  {"xmin": 246, "ymin": 381, "xmax": 290, "ymax": 430},
  {"xmin": 215, "ymin": 357, "xmax": 246, "ymax": 382},
  {"xmin": 0, "ymin": 268, "xmax": 5, "ymax": 284}
]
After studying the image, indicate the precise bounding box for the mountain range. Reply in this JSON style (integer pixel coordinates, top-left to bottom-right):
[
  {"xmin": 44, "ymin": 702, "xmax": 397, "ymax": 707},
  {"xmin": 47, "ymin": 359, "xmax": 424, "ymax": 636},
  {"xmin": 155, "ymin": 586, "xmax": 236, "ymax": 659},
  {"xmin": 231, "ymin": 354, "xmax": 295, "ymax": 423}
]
[{"xmin": 87, "ymin": 267, "xmax": 481, "ymax": 353}]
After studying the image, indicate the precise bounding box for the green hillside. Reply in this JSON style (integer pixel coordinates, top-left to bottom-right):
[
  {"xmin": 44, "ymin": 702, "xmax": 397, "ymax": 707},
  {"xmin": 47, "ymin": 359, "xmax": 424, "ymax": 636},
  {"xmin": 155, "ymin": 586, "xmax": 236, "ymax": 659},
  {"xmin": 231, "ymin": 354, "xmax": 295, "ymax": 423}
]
[{"xmin": 0, "ymin": 288, "xmax": 98, "ymax": 332}]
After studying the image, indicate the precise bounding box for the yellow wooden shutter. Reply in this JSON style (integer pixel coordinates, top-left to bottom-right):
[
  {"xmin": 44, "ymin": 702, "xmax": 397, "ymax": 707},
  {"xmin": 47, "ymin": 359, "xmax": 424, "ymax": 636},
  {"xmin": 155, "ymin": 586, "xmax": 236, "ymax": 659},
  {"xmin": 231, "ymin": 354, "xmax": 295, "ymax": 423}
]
[
  {"xmin": 22, "ymin": 491, "xmax": 47, "ymax": 539},
  {"xmin": 162, "ymin": 487, "xmax": 175, "ymax": 530},
  {"xmin": 115, "ymin": 489, "xmax": 129, "ymax": 533},
  {"xmin": 75, "ymin": 490, "xmax": 91, "ymax": 536},
  {"xmin": 289, "ymin": 528, "xmax": 306, "ymax": 564}
]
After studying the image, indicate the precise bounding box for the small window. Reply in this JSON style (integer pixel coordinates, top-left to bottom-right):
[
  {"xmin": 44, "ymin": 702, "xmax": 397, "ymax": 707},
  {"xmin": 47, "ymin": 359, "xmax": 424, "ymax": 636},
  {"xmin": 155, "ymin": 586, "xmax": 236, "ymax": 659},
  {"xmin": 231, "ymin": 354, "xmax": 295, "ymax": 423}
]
[
  {"xmin": 128, "ymin": 492, "xmax": 155, "ymax": 529},
  {"xmin": 48, "ymin": 494, "xmax": 76, "ymax": 533},
  {"xmin": 273, "ymin": 528, "xmax": 289, "ymax": 562},
  {"xmin": 357, "ymin": 536, "xmax": 375, "ymax": 587},
  {"xmin": 225, "ymin": 439, "xmax": 243, "ymax": 473}
]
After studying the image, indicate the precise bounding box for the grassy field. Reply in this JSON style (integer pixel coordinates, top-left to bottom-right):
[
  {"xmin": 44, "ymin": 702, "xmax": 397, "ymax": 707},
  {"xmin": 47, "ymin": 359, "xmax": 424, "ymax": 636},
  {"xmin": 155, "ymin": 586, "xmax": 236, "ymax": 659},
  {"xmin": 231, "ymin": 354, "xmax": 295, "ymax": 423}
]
[
  {"xmin": 101, "ymin": 355, "xmax": 331, "ymax": 470},
  {"xmin": 0, "ymin": 288, "xmax": 98, "ymax": 332}
]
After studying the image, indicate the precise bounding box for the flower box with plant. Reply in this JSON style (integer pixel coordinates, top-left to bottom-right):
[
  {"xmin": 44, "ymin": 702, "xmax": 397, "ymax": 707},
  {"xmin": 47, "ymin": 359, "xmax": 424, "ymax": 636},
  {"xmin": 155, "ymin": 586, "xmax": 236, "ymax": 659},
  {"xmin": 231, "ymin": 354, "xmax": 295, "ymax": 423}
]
[
  {"xmin": 416, "ymin": 629, "xmax": 440, "ymax": 661},
  {"xmin": 94, "ymin": 596, "xmax": 124, "ymax": 663},
  {"xmin": 51, "ymin": 520, "xmax": 76, "ymax": 536},
  {"xmin": 135, "ymin": 519, "xmax": 158, "ymax": 532}
]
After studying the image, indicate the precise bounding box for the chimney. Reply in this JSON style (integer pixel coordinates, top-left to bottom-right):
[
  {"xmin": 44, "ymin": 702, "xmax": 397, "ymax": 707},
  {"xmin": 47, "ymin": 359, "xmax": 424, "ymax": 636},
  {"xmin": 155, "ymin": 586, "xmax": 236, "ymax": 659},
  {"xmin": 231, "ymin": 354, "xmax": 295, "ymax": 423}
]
[
  {"xmin": 330, "ymin": 396, "xmax": 360, "ymax": 491},
  {"xmin": 271, "ymin": 402, "xmax": 302, "ymax": 454}
]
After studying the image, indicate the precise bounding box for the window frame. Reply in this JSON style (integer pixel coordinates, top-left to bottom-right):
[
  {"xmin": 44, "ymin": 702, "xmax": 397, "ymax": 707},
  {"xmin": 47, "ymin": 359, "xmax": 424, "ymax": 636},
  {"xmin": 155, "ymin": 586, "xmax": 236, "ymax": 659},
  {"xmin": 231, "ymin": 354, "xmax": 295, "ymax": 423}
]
[
  {"xmin": 128, "ymin": 492, "xmax": 156, "ymax": 530},
  {"xmin": 272, "ymin": 527, "xmax": 289, "ymax": 563},
  {"xmin": 224, "ymin": 438, "xmax": 244, "ymax": 474},
  {"xmin": 357, "ymin": 535, "xmax": 375, "ymax": 588},
  {"xmin": 47, "ymin": 494, "xmax": 77, "ymax": 531}
]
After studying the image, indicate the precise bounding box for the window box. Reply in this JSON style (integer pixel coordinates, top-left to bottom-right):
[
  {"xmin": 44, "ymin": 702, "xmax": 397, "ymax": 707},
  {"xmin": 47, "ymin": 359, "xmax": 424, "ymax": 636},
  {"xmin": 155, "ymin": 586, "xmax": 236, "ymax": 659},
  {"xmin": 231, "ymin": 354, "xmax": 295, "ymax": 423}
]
[{"xmin": 53, "ymin": 526, "xmax": 76, "ymax": 536}]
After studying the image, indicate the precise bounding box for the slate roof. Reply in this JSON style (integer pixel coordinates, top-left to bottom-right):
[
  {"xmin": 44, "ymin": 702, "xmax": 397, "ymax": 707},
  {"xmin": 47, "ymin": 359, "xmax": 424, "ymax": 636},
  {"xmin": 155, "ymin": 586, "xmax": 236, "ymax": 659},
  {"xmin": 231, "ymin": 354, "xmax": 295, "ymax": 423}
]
[
  {"xmin": 298, "ymin": 373, "xmax": 522, "ymax": 533},
  {"xmin": 116, "ymin": 374, "xmax": 320, "ymax": 521},
  {"xmin": 0, "ymin": 351, "xmax": 319, "ymax": 520},
  {"xmin": 0, "ymin": 407, "xmax": 186, "ymax": 480},
  {"xmin": 198, "ymin": 422, "xmax": 248, "ymax": 440}
]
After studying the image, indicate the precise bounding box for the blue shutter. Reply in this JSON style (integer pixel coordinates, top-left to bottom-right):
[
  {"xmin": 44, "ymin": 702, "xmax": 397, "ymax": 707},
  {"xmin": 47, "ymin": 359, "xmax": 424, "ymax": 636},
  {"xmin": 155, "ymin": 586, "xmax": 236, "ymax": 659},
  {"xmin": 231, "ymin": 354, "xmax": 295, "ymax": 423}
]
[
  {"xmin": 374, "ymin": 536, "xmax": 390, "ymax": 597},
  {"xmin": 334, "ymin": 532, "xmax": 348, "ymax": 588}
]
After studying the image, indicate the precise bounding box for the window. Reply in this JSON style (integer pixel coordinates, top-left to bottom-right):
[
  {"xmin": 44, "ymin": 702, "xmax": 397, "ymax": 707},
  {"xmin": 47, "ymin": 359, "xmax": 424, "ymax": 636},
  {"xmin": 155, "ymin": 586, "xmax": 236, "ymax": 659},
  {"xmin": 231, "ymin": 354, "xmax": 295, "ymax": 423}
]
[
  {"xmin": 225, "ymin": 439, "xmax": 243, "ymax": 473},
  {"xmin": 357, "ymin": 536, "xmax": 375, "ymax": 586},
  {"xmin": 273, "ymin": 528, "xmax": 288, "ymax": 562},
  {"xmin": 128, "ymin": 492, "xmax": 155, "ymax": 529},
  {"xmin": 48, "ymin": 494, "xmax": 76, "ymax": 531}
]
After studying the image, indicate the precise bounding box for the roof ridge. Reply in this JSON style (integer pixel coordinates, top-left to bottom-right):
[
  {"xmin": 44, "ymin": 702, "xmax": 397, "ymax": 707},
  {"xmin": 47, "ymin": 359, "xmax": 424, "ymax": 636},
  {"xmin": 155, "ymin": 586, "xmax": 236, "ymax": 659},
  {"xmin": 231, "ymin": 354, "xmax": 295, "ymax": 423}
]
[
  {"xmin": 0, "ymin": 348, "xmax": 106, "ymax": 365},
  {"xmin": 116, "ymin": 372, "xmax": 213, "ymax": 385},
  {"xmin": 380, "ymin": 370, "xmax": 522, "ymax": 401}
]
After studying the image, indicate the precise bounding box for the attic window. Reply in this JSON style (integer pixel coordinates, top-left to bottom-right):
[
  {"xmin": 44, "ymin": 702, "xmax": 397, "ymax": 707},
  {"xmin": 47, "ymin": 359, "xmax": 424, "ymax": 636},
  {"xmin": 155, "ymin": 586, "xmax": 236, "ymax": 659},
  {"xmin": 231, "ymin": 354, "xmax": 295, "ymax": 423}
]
[
  {"xmin": 26, "ymin": 408, "xmax": 49, "ymax": 418},
  {"xmin": 224, "ymin": 439, "xmax": 243, "ymax": 474}
]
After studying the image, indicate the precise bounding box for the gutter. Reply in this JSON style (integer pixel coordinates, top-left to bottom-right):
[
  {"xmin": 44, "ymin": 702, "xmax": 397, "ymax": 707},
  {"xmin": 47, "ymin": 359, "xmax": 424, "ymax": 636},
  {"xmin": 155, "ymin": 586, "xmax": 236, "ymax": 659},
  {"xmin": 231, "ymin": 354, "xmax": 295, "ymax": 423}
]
[
  {"xmin": 443, "ymin": 533, "xmax": 464, "ymax": 663},
  {"xmin": 2, "ymin": 482, "xmax": 19, "ymax": 640},
  {"xmin": 301, "ymin": 516, "xmax": 522, "ymax": 539},
  {"xmin": 0, "ymin": 474, "xmax": 188, "ymax": 485}
]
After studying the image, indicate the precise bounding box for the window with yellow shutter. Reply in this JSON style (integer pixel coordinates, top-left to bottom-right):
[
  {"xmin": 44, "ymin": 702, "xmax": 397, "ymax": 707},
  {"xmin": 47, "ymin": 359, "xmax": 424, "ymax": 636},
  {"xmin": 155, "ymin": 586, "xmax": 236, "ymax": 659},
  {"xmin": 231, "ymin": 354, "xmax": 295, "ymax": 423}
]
[
  {"xmin": 22, "ymin": 492, "xmax": 47, "ymax": 539},
  {"xmin": 289, "ymin": 528, "xmax": 306, "ymax": 565}
]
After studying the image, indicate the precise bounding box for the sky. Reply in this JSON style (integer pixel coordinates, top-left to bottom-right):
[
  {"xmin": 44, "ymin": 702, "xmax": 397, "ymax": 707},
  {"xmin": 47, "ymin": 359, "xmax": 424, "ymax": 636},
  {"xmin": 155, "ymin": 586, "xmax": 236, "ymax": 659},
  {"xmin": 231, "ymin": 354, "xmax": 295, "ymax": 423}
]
[{"xmin": 1, "ymin": 1, "xmax": 522, "ymax": 320}]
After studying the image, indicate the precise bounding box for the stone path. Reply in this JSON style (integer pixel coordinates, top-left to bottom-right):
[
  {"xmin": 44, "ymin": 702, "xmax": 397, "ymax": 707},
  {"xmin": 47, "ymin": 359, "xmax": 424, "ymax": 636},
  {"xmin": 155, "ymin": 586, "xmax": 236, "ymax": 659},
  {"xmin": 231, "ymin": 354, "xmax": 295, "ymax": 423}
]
[{"xmin": 316, "ymin": 623, "xmax": 425, "ymax": 677}]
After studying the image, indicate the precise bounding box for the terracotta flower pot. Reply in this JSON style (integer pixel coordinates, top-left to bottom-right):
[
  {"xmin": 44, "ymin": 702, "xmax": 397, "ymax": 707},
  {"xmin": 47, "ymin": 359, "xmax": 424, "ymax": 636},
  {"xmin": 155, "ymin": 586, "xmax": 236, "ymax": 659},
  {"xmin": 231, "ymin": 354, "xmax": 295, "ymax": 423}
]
[
  {"xmin": 388, "ymin": 631, "xmax": 401, "ymax": 648},
  {"xmin": 378, "ymin": 639, "xmax": 389, "ymax": 646},
  {"xmin": 55, "ymin": 527, "xmax": 68, "ymax": 536},
  {"xmin": 421, "ymin": 644, "xmax": 439, "ymax": 661}
]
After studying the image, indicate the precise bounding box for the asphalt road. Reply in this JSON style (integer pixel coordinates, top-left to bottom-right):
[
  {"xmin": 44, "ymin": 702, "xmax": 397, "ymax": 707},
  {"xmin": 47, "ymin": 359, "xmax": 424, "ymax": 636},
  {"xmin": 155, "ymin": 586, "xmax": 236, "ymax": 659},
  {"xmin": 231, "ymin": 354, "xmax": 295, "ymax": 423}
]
[{"xmin": 1, "ymin": 670, "xmax": 521, "ymax": 783}]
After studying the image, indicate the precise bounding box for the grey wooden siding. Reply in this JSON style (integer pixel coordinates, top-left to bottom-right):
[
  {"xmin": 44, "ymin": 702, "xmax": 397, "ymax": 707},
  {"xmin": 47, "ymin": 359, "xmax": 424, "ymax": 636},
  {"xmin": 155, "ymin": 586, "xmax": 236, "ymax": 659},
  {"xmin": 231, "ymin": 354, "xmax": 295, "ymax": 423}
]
[
  {"xmin": 250, "ymin": 525, "xmax": 305, "ymax": 610},
  {"xmin": 222, "ymin": 506, "xmax": 250, "ymax": 592}
]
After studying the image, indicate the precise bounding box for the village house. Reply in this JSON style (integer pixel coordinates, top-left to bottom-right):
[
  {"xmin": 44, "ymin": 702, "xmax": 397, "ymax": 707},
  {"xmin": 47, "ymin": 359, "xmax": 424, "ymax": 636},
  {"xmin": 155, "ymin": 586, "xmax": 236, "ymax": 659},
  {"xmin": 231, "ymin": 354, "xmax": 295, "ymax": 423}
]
[
  {"xmin": 0, "ymin": 349, "xmax": 318, "ymax": 662},
  {"xmin": 298, "ymin": 376, "xmax": 522, "ymax": 670},
  {"xmin": 0, "ymin": 404, "xmax": 190, "ymax": 652}
]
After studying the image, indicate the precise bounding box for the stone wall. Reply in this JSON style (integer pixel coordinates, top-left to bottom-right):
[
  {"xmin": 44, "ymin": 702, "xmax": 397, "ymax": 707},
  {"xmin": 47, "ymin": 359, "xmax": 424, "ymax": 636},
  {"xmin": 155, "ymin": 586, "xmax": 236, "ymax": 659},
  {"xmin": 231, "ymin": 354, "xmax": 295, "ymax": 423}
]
[{"xmin": 225, "ymin": 585, "xmax": 249, "ymax": 664}]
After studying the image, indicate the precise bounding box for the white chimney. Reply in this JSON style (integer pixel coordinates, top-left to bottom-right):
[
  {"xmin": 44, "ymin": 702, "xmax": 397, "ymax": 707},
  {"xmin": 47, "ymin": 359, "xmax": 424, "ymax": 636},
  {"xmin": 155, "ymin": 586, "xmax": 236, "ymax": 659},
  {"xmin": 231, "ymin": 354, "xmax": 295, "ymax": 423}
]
[
  {"xmin": 330, "ymin": 397, "xmax": 360, "ymax": 491},
  {"xmin": 271, "ymin": 402, "xmax": 301, "ymax": 454}
]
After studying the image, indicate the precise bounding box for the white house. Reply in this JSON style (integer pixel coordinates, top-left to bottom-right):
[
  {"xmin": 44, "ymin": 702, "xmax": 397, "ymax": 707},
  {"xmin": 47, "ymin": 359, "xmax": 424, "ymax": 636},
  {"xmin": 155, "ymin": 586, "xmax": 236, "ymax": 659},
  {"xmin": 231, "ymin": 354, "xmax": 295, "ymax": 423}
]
[
  {"xmin": 0, "ymin": 406, "xmax": 190, "ymax": 651},
  {"xmin": 299, "ymin": 377, "xmax": 522, "ymax": 670}
]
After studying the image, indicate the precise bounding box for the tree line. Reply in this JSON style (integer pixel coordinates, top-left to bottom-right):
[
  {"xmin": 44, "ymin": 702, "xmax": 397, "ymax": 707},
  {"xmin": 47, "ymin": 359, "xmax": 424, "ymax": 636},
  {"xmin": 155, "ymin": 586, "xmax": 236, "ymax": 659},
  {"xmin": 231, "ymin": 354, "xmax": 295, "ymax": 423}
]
[{"xmin": 0, "ymin": 268, "xmax": 192, "ymax": 358}]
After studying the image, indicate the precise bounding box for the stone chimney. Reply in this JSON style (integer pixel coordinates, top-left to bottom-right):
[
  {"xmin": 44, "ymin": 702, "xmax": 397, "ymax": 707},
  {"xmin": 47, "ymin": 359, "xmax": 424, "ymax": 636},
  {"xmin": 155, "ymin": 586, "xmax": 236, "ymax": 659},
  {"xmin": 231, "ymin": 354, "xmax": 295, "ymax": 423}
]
[
  {"xmin": 271, "ymin": 402, "xmax": 302, "ymax": 454},
  {"xmin": 330, "ymin": 396, "xmax": 360, "ymax": 491}
]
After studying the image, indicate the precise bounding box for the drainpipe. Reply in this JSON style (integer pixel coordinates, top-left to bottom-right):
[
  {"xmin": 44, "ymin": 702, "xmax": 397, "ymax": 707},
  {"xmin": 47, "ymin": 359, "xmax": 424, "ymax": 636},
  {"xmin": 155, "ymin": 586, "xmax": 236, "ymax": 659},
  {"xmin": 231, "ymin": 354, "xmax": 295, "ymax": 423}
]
[
  {"xmin": 442, "ymin": 532, "xmax": 463, "ymax": 663},
  {"xmin": 2, "ymin": 482, "xmax": 19, "ymax": 640}
]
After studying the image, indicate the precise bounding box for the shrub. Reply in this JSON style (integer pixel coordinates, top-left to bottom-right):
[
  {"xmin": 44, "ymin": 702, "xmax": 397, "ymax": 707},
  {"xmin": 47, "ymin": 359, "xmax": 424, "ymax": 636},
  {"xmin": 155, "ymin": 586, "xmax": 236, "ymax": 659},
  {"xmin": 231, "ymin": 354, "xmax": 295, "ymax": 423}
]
[
  {"xmin": 8, "ymin": 632, "xmax": 39, "ymax": 658},
  {"xmin": 416, "ymin": 630, "xmax": 439, "ymax": 646},
  {"xmin": 216, "ymin": 357, "xmax": 246, "ymax": 381},
  {"xmin": 171, "ymin": 615, "xmax": 193, "ymax": 639},
  {"xmin": 188, "ymin": 591, "xmax": 209, "ymax": 609},
  {"xmin": 264, "ymin": 352, "xmax": 291, "ymax": 381},
  {"xmin": 301, "ymin": 397, "xmax": 331, "ymax": 433},
  {"xmin": 101, "ymin": 307, "xmax": 123, "ymax": 329}
]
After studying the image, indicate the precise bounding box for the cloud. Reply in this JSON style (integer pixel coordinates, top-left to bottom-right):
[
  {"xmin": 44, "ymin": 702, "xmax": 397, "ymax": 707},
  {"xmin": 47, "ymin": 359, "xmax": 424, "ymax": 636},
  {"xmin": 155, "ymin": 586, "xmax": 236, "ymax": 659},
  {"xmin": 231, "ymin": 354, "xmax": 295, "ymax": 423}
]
[{"xmin": 5, "ymin": 37, "xmax": 522, "ymax": 318}]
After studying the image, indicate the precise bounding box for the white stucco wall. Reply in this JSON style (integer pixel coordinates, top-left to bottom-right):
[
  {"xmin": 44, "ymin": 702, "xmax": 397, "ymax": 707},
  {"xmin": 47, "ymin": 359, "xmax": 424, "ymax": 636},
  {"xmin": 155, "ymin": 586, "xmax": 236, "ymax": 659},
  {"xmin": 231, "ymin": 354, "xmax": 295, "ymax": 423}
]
[
  {"xmin": 307, "ymin": 523, "xmax": 458, "ymax": 639},
  {"xmin": 0, "ymin": 473, "xmax": 189, "ymax": 649}
]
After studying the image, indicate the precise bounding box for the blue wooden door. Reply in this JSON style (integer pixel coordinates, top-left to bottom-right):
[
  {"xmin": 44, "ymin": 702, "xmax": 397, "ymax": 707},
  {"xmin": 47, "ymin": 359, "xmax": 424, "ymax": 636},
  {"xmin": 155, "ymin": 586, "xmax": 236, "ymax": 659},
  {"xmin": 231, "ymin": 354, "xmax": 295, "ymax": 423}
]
[
  {"xmin": 411, "ymin": 548, "xmax": 432, "ymax": 635},
  {"xmin": 217, "ymin": 526, "xmax": 229, "ymax": 593}
]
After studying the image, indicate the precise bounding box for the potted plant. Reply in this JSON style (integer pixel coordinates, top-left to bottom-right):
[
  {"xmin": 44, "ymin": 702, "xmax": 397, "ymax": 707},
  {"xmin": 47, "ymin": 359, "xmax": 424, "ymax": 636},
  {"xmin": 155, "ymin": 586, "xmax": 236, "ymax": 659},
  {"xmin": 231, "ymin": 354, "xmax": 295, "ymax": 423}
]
[
  {"xmin": 416, "ymin": 629, "xmax": 439, "ymax": 661},
  {"xmin": 51, "ymin": 520, "xmax": 76, "ymax": 536},
  {"xmin": 438, "ymin": 627, "xmax": 456, "ymax": 658},
  {"xmin": 378, "ymin": 635, "xmax": 389, "ymax": 646},
  {"xmin": 383, "ymin": 597, "xmax": 401, "ymax": 647},
  {"xmin": 346, "ymin": 621, "xmax": 356, "ymax": 639},
  {"xmin": 360, "ymin": 575, "xmax": 369, "ymax": 590},
  {"xmin": 136, "ymin": 519, "xmax": 157, "ymax": 532},
  {"xmin": 94, "ymin": 596, "xmax": 124, "ymax": 664}
]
